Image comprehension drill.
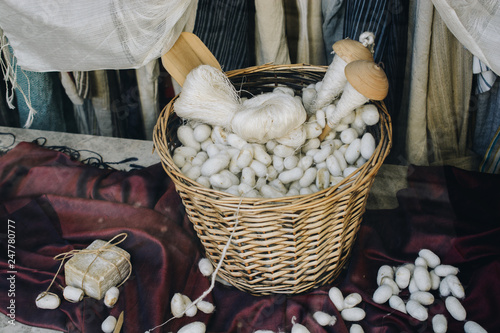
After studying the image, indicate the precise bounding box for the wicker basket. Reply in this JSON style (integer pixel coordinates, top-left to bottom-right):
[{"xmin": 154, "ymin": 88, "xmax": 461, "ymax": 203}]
[{"xmin": 153, "ymin": 64, "xmax": 392, "ymax": 295}]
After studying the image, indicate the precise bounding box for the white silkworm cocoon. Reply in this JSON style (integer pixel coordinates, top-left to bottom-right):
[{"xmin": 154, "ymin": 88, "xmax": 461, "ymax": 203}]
[
  {"xmin": 415, "ymin": 257, "xmax": 428, "ymax": 268},
  {"xmin": 185, "ymin": 165, "xmax": 201, "ymax": 180},
  {"xmin": 63, "ymin": 285, "xmax": 84, "ymax": 303},
  {"xmin": 302, "ymin": 138, "xmax": 321, "ymax": 153},
  {"xmin": 299, "ymin": 167, "xmax": 317, "ymax": 188},
  {"xmin": 192, "ymin": 152, "xmax": 209, "ymax": 166},
  {"xmin": 36, "ymin": 292, "xmax": 60, "ymax": 309},
  {"xmin": 330, "ymin": 176, "xmax": 344, "ymax": 187},
  {"xmin": 341, "ymin": 111, "xmax": 356, "ymax": 125},
  {"xmin": 335, "ymin": 123, "xmax": 349, "ymax": 133},
  {"xmin": 343, "ymin": 293, "xmax": 362, "ymax": 309},
  {"xmin": 196, "ymin": 300, "xmax": 215, "ymax": 314},
  {"xmin": 178, "ymin": 321, "xmax": 206, "ymax": 333},
  {"xmin": 226, "ymin": 185, "xmax": 239, "ymax": 196},
  {"xmin": 269, "ymin": 179, "xmax": 287, "ymax": 194},
  {"xmin": 198, "ymin": 258, "xmax": 214, "ymax": 277},
  {"xmin": 171, "ymin": 293, "xmax": 187, "ymax": 317},
  {"xmin": 430, "ymin": 270, "xmax": 441, "ymax": 290},
  {"xmin": 173, "ymin": 153, "xmax": 187, "ymax": 168},
  {"xmin": 304, "ymin": 122, "xmax": 323, "ymax": 139},
  {"xmin": 302, "ymin": 87, "xmax": 317, "ymax": 113},
  {"xmin": 406, "ymin": 300, "xmax": 428, "ymax": 321},
  {"xmin": 238, "ymin": 183, "xmax": 253, "ymax": 195},
  {"xmin": 316, "ymin": 168, "xmax": 331, "ymax": 190},
  {"xmin": 250, "ymin": 160, "xmax": 268, "ymax": 178},
  {"xmin": 181, "ymin": 162, "xmax": 193, "ymax": 175},
  {"xmin": 316, "ymin": 109, "xmax": 326, "ymax": 128},
  {"xmin": 255, "ymin": 177, "xmax": 267, "ymax": 190},
  {"xmin": 361, "ymin": 104, "xmax": 379, "ymax": 126},
  {"xmin": 464, "ymin": 321, "xmax": 487, "ymax": 333},
  {"xmin": 196, "ymin": 176, "xmax": 211, "ymax": 188},
  {"xmin": 241, "ymin": 167, "xmax": 256, "ymax": 187},
  {"xmin": 381, "ymin": 277, "xmax": 400, "ymax": 295},
  {"xmin": 313, "ymin": 311, "xmax": 337, "ymax": 326},
  {"xmin": 101, "ymin": 315, "xmax": 117, "ymax": 333},
  {"xmin": 306, "ymin": 148, "xmax": 320, "ymax": 157},
  {"xmin": 445, "ymin": 296, "xmax": 466, "ymax": 321},
  {"xmin": 372, "ymin": 284, "xmax": 393, "ymax": 304},
  {"xmin": 439, "ymin": 277, "xmax": 451, "ymax": 297},
  {"xmin": 276, "ymin": 126, "xmax": 307, "ymax": 148},
  {"xmin": 409, "ymin": 276, "xmax": 419, "ymax": 294},
  {"xmin": 340, "ymin": 128, "xmax": 358, "ymax": 144},
  {"xmin": 210, "ymin": 173, "xmax": 233, "ymax": 189},
  {"xmin": 279, "ymin": 167, "xmax": 304, "ymax": 184},
  {"xmin": 395, "ymin": 266, "xmax": 411, "ymax": 289},
  {"xmin": 389, "ymin": 295, "xmax": 406, "ymax": 313},
  {"xmin": 267, "ymin": 166, "xmax": 279, "ymax": 181},
  {"xmin": 352, "ymin": 108, "xmax": 366, "ymax": 129},
  {"xmin": 339, "ymin": 144, "xmax": 348, "ymax": 155},
  {"xmin": 273, "ymin": 155, "xmax": 285, "ymax": 173},
  {"xmin": 261, "ymin": 184, "xmax": 284, "ymax": 198},
  {"xmin": 297, "ymin": 156, "xmax": 313, "ymax": 170},
  {"xmin": 309, "ymin": 184, "xmax": 319, "ymax": 193},
  {"xmin": 343, "ymin": 166, "xmax": 358, "ymax": 178},
  {"xmin": 345, "ymin": 139, "xmax": 361, "ymax": 165},
  {"xmin": 418, "ymin": 249, "xmax": 441, "ymax": 268},
  {"xmin": 350, "ymin": 324, "xmax": 364, "ymax": 333},
  {"xmin": 334, "ymin": 150, "xmax": 347, "ymax": 171},
  {"xmin": 177, "ymin": 125, "xmax": 201, "ymax": 151},
  {"xmin": 313, "ymin": 145, "xmax": 332, "ymax": 164},
  {"xmin": 227, "ymin": 133, "xmax": 248, "ymax": 150},
  {"xmin": 326, "ymin": 155, "xmax": 342, "ymax": 177},
  {"xmin": 445, "ymin": 275, "xmax": 465, "ymax": 298},
  {"xmin": 182, "ymin": 295, "xmax": 197, "ymax": 317},
  {"xmin": 360, "ymin": 133, "xmax": 376, "ymax": 160},
  {"xmin": 266, "ymin": 139, "xmax": 278, "ymax": 153},
  {"xmin": 205, "ymin": 144, "xmax": 222, "ymax": 158},
  {"xmin": 355, "ymin": 156, "xmax": 367, "ymax": 168},
  {"xmin": 300, "ymin": 187, "xmax": 313, "ymax": 195},
  {"xmin": 323, "ymin": 130, "xmax": 337, "ymax": 141},
  {"xmin": 104, "ymin": 286, "xmax": 119, "ymax": 308},
  {"xmin": 211, "ymin": 126, "xmax": 229, "ymax": 145},
  {"xmin": 284, "ymin": 156, "xmax": 299, "ymax": 170},
  {"xmin": 221, "ymin": 170, "xmax": 240, "ymax": 186},
  {"xmin": 244, "ymin": 189, "xmax": 260, "ymax": 198},
  {"xmin": 291, "ymin": 323, "xmax": 310, "ymax": 333},
  {"xmin": 410, "ymin": 291, "xmax": 434, "ymax": 305},
  {"xmin": 273, "ymin": 86, "xmax": 295, "ymax": 96},
  {"xmin": 377, "ymin": 265, "xmax": 394, "ymax": 286},
  {"xmin": 287, "ymin": 188, "xmax": 300, "ymax": 196},
  {"xmin": 274, "ymin": 144, "xmax": 295, "ymax": 158},
  {"xmin": 341, "ymin": 307, "xmax": 366, "ymax": 322},
  {"xmin": 235, "ymin": 148, "xmax": 253, "ymax": 169},
  {"xmin": 414, "ymin": 266, "xmax": 432, "ymax": 291},
  {"xmin": 201, "ymin": 137, "xmax": 214, "ymax": 151},
  {"xmin": 432, "ymin": 314, "xmax": 448, "ymax": 333},
  {"xmin": 434, "ymin": 265, "xmax": 459, "ymax": 277},
  {"xmin": 403, "ymin": 263, "xmax": 416, "ymax": 274},
  {"xmin": 193, "ymin": 124, "xmax": 212, "ymax": 143},
  {"xmin": 328, "ymin": 286, "xmax": 344, "ymax": 311},
  {"xmin": 253, "ymin": 144, "xmax": 272, "ymax": 165},
  {"xmin": 175, "ymin": 146, "xmax": 198, "ymax": 159},
  {"xmin": 289, "ymin": 180, "xmax": 301, "ymax": 191}
]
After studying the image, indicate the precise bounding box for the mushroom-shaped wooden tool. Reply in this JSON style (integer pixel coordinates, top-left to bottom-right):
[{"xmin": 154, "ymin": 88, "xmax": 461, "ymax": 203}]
[
  {"xmin": 319, "ymin": 60, "xmax": 388, "ymax": 141},
  {"xmin": 313, "ymin": 39, "xmax": 374, "ymax": 112}
]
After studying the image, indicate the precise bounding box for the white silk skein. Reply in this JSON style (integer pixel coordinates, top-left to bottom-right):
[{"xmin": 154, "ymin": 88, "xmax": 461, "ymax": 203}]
[
  {"xmin": 313, "ymin": 55, "xmax": 348, "ymax": 111},
  {"xmin": 326, "ymin": 82, "xmax": 368, "ymax": 127}
]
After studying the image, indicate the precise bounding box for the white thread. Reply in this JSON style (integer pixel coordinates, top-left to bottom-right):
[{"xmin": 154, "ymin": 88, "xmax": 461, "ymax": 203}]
[
  {"xmin": 326, "ymin": 82, "xmax": 368, "ymax": 127},
  {"xmin": 145, "ymin": 198, "xmax": 244, "ymax": 333},
  {"xmin": 312, "ymin": 55, "xmax": 348, "ymax": 112},
  {"xmin": 359, "ymin": 31, "xmax": 375, "ymax": 54}
]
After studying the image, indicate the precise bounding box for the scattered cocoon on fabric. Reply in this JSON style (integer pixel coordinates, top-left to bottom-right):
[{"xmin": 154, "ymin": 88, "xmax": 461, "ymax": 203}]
[
  {"xmin": 198, "ymin": 258, "xmax": 214, "ymax": 277},
  {"xmin": 104, "ymin": 286, "xmax": 119, "ymax": 308},
  {"xmin": 177, "ymin": 321, "xmax": 206, "ymax": 333},
  {"xmin": 35, "ymin": 292, "xmax": 60, "ymax": 309},
  {"xmin": 313, "ymin": 311, "xmax": 337, "ymax": 326},
  {"xmin": 63, "ymin": 286, "xmax": 84, "ymax": 303},
  {"xmin": 101, "ymin": 315, "xmax": 117, "ymax": 333}
]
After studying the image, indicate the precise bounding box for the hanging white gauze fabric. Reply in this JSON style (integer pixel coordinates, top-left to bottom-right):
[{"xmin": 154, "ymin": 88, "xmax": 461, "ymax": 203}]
[
  {"xmin": 0, "ymin": 0, "xmax": 196, "ymax": 71},
  {"xmin": 174, "ymin": 65, "xmax": 307, "ymax": 144}
]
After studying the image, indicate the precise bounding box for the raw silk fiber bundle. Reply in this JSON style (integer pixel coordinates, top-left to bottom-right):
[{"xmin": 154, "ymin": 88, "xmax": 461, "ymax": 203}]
[
  {"xmin": 174, "ymin": 65, "xmax": 307, "ymax": 144},
  {"xmin": 0, "ymin": 0, "xmax": 196, "ymax": 71}
]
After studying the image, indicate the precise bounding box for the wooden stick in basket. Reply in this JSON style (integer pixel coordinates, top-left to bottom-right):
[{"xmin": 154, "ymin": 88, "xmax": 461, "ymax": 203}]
[{"xmin": 161, "ymin": 32, "xmax": 221, "ymax": 87}]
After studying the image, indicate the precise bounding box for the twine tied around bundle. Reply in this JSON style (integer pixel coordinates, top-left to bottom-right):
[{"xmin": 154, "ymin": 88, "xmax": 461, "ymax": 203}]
[{"xmin": 38, "ymin": 233, "xmax": 132, "ymax": 303}]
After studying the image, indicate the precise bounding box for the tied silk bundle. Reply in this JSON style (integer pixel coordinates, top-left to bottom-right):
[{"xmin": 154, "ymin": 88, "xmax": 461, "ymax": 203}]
[{"xmin": 174, "ymin": 65, "xmax": 307, "ymax": 143}]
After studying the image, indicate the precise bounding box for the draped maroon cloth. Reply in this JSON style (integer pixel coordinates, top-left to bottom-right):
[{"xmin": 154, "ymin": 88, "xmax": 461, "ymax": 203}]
[{"xmin": 0, "ymin": 142, "xmax": 499, "ymax": 332}]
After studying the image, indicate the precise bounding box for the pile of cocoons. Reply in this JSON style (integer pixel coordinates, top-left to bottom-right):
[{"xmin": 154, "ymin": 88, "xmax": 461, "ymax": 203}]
[
  {"xmin": 172, "ymin": 84, "xmax": 379, "ymax": 198},
  {"xmin": 372, "ymin": 249, "xmax": 487, "ymax": 333}
]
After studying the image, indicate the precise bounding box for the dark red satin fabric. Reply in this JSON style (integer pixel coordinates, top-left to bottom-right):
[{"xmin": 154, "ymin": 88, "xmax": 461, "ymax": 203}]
[{"xmin": 0, "ymin": 143, "xmax": 499, "ymax": 333}]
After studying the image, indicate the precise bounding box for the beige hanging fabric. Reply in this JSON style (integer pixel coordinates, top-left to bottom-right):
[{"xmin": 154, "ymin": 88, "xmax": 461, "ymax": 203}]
[
  {"xmin": 254, "ymin": 0, "xmax": 291, "ymax": 65},
  {"xmin": 402, "ymin": 0, "xmax": 473, "ymax": 166},
  {"xmin": 295, "ymin": 0, "xmax": 325, "ymax": 65},
  {"xmin": 0, "ymin": 0, "xmax": 196, "ymax": 72}
]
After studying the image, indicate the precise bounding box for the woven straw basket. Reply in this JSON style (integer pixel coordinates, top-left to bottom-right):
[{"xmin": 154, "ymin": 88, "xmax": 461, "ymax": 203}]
[{"xmin": 153, "ymin": 64, "xmax": 392, "ymax": 295}]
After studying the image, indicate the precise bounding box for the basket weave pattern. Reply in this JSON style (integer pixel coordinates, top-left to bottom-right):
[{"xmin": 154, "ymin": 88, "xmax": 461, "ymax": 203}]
[{"xmin": 153, "ymin": 64, "xmax": 392, "ymax": 295}]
